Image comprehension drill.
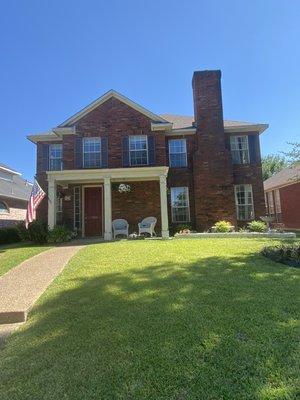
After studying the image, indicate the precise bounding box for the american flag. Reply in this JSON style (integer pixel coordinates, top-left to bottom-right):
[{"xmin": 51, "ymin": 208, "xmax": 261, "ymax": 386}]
[{"xmin": 25, "ymin": 179, "xmax": 46, "ymax": 228}]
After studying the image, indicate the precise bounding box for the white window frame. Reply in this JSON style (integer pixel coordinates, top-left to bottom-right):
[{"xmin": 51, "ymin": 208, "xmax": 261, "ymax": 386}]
[
  {"xmin": 234, "ymin": 184, "xmax": 254, "ymax": 220},
  {"xmin": 0, "ymin": 200, "xmax": 9, "ymax": 214},
  {"xmin": 129, "ymin": 135, "xmax": 148, "ymax": 166},
  {"xmin": 73, "ymin": 186, "xmax": 82, "ymax": 231},
  {"xmin": 267, "ymin": 191, "xmax": 275, "ymax": 215},
  {"xmin": 83, "ymin": 137, "xmax": 101, "ymax": 168},
  {"xmin": 171, "ymin": 187, "xmax": 190, "ymax": 223},
  {"xmin": 230, "ymin": 135, "xmax": 250, "ymax": 164},
  {"xmin": 274, "ymin": 189, "xmax": 281, "ymax": 214},
  {"xmin": 168, "ymin": 139, "xmax": 187, "ymax": 168},
  {"xmin": 49, "ymin": 144, "xmax": 63, "ymax": 171}
]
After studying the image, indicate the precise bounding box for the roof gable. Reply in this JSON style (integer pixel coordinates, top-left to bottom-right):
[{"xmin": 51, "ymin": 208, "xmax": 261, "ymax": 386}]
[{"xmin": 59, "ymin": 90, "xmax": 168, "ymax": 127}]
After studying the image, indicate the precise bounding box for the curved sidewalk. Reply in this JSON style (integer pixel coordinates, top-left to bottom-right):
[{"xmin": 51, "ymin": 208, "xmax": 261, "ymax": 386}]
[{"xmin": 0, "ymin": 244, "xmax": 84, "ymax": 326}]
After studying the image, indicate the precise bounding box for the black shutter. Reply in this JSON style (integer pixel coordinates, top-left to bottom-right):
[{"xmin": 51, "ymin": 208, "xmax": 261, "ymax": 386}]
[
  {"xmin": 122, "ymin": 137, "xmax": 130, "ymax": 167},
  {"xmin": 148, "ymin": 135, "xmax": 156, "ymax": 165},
  {"xmin": 101, "ymin": 137, "xmax": 108, "ymax": 168},
  {"xmin": 248, "ymin": 135, "xmax": 257, "ymax": 164},
  {"xmin": 75, "ymin": 137, "xmax": 83, "ymax": 169},
  {"xmin": 42, "ymin": 144, "xmax": 49, "ymax": 171}
]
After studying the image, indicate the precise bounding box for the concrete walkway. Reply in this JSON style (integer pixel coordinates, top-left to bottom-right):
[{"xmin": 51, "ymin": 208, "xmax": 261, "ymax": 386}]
[{"xmin": 0, "ymin": 244, "xmax": 84, "ymax": 327}]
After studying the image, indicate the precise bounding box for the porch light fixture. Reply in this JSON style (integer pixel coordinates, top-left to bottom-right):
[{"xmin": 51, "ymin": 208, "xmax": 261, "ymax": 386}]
[{"xmin": 118, "ymin": 183, "xmax": 131, "ymax": 193}]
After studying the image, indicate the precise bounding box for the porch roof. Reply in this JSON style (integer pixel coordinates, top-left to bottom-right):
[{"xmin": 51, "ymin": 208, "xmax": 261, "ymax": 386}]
[{"xmin": 47, "ymin": 166, "xmax": 169, "ymax": 183}]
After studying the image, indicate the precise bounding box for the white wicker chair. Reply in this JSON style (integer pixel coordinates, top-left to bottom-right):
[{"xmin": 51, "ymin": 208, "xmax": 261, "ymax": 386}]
[
  {"xmin": 112, "ymin": 219, "xmax": 129, "ymax": 239},
  {"xmin": 138, "ymin": 217, "xmax": 157, "ymax": 237}
]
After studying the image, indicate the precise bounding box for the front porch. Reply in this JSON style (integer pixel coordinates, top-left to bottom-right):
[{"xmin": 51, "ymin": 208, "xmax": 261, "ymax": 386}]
[{"xmin": 47, "ymin": 166, "xmax": 170, "ymax": 240}]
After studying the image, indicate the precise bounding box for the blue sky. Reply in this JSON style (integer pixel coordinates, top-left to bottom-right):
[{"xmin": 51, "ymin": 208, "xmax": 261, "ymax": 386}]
[{"xmin": 1, "ymin": 0, "xmax": 299, "ymax": 180}]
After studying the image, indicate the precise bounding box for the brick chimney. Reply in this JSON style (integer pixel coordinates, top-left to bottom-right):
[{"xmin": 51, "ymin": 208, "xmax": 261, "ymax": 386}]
[{"xmin": 192, "ymin": 70, "xmax": 236, "ymax": 230}]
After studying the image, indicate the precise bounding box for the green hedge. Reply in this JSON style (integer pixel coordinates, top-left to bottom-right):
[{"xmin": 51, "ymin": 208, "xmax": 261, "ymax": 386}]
[{"xmin": 0, "ymin": 227, "xmax": 21, "ymax": 245}]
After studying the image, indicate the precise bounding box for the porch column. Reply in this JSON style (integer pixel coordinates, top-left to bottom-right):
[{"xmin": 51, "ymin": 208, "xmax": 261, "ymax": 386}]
[
  {"xmin": 48, "ymin": 178, "xmax": 56, "ymax": 229},
  {"xmin": 104, "ymin": 177, "xmax": 112, "ymax": 240},
  {"xmin": 159, "ymin": 175, "xmax": 169, "ymax": 239}
]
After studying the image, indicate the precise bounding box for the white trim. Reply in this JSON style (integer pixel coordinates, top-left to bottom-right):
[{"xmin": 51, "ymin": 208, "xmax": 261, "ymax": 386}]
[
  {"xmin": 226, "ymin": 124, "xmax": 268, "ymax": 134},
  {"xmin": 151, "ymin": 122, "xmax": 173, "ymax": 131},
  {"xmin": 59, "ymin": 90, "xmax": 168, "ymax": 127},
  {"xmin": 27, "ymin": 133, "xmax": 63, "ymax": 144},
  {"xmin": 230, "ymin": 135, "xmax": 250, "ymax": 165},
  {"xmin": 166, "ymin": 128, "xmax": 197, "ymax": 136},
  {"xmin": 0, "ymin": 165, "xmax": 21, "ymax": 176},
  {"xmin": 47, "ymin": 166, "xmax": 169, "ymax": 182},
  {"xmin": 82, "ymin": 184, "xmax": 104, "ymax": 238},
  {"xmin": 234, "ymin": 184, "xmax": 255, "ymax": 220}
]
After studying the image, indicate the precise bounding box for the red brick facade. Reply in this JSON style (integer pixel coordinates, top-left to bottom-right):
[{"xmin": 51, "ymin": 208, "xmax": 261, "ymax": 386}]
[{"xmin": 33, "ymin": 70, "xmax": 266, "ymax": 235}]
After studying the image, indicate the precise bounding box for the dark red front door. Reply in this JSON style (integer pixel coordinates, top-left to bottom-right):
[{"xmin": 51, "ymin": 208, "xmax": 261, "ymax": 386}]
[{"xmin": 84, "ymin": 186, "xmax": 103, "ymax": 237}]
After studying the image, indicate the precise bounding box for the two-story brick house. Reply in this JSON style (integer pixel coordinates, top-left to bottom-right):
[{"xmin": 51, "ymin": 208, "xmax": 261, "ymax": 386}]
[{"xmin": 28, "ymin": 70, "xmax": 268, "ymax": 239}]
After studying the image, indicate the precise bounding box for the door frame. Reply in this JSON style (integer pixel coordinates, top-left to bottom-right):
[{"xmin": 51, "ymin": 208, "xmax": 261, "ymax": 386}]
[{"xmin": 82, "ymin": 184, "xmax": 104, "ymax": 237}]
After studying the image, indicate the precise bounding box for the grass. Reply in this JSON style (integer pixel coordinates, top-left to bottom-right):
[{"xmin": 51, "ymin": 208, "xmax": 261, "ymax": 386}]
[
  {"xmin": 0, "ymin": 238, "xmax": 300, "ymax": 399},
  {"xmin": 0, "ymin": 243, "xmax": 51, "ymax": 277}
]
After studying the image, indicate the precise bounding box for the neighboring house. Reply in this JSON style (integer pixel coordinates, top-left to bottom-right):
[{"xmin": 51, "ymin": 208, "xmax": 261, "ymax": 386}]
[
  {"xmin": 264, "ymin": 163, "xmax": 300, "ymax": 229},
  {"xmin": 0, "ymin": 163, "xmax": 32, "ymax": 228},
  {"xmin": 27, "ymin": 70, "xmax": 268, "ymax": 239}
]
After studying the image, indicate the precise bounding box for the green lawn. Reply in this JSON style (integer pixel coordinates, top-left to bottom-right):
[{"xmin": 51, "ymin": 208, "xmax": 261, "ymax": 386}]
[
  {"xmin": 0, "ymin": 243, "xmax": 51, "ymax": 277},
  {"xmin": 0, "ymin": 238, "xmax": 299, "ymax": 400}
]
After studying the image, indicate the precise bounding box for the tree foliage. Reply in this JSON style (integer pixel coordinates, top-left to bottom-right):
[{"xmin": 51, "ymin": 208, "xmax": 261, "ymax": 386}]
[
  {"xmin": 282, "ymin": 142, "xmax": 300, "ymax": 164},
  {"xmin": 261, "ymin": 154, "xmax": 287, "ymax": 181}
]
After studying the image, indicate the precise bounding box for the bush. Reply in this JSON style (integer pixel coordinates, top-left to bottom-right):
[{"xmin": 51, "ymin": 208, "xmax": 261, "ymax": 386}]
[
  {"xmin": 16, "ymin": 221, "xmax": 30, "ymax": 241},
  {"xmin": 0, "ymin": 226, "xmax": 21, "ymax": 245},
  {"xmin": 248, "ymin": 220, "xmax": 267, "ymax": 233},
  {"xmin": 27, "ymin": 220, "xmax": 49, "ymax": 244},
  {"xmin": 213, "ymin": 221, "xmax": 232, "ymax": 233},
  {"xmin": 261, "ymin": 244, "xmax": 300, "ymax": 267},
  {"xmin": 48, "ymin": 225, "xmax": 75, "ymax": 243}
]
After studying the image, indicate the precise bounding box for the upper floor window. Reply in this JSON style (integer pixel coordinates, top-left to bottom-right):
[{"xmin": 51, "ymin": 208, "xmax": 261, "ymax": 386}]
[
  {"xmin": 171, "ymin": 187, "xmax": 190, "ymax": 223},
  {"xmin": 0, "ymin": 201, "xmax": 9, "ymax": 214},
  {"xmin": 83, "ymin": 137, "xmax": 101, "ymax": 168},
  {"xmin": 129, "ymin": 135, "xmax": 148, "ymax": 166},
  {"xmin": 230, "ymin": 136, "xmax": 249, "ymax": 164},
  {"xmin": 49, "ymin": 144, "xmax": 62, "ymax": 171},
  {"xmin": 234, "ymin": 184, "xmax": 254, "ymax": 220},
  {"xmin": 169, "ymin": 139, "xmax": 187, "ymax": 167}
]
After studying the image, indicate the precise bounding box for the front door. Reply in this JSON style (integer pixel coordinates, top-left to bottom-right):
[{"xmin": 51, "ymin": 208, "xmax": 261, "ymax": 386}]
[{"xmin": 84, "ymin": 186, "xmax": 103, "ymax": 237}]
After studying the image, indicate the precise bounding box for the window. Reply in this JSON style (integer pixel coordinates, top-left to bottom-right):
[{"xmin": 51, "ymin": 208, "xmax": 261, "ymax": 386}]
[
  {"xmin": 74, "ymin": 186, "xmax": 82, "ymax": 231},
  {"xmin": 274, "ymin": 189, "xmax": 281, "ymax": 214},
  {"xmin": 234, "ymin": 184, "xmax": 254, "ymax": 220},
  {"xmin": 171, "ymin": 187, "xmax": 190, "ymax": 222},
  {"xmin": 56, "ymin": 197, "xmax": 63, "ymax": 224},
  {"xmin": 267, "ymin": 191, "xmax": 275, "ymax": 215},
  {"xmin": 230, "ymin": 136, "xmax": 250, "ymax": 164},
  {"xmin": 169, "ymin": 139, "xmax": 187, "ymax": 167},
  {"xmin": 49, "ymin": 144, "xmax": 62, "ymax": 171},
  {"xmin": 129, "ymin": 135, "xmax": 148, "ymax": 166},
  {"xmin": 0, "ymin": 201, "xmax": 9, "ymax": 214},
  {"xmin": 83, "ymin": 137, "xmax": 101, "ymax": 168}
]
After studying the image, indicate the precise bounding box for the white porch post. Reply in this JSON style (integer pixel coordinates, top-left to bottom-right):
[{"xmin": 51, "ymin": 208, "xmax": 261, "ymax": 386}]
[
  {"xmin": 48, "ymin": 178, "xmax": 56, "ymax": 229},
  {"xmin": 104, "ymin": 177, "xmax": 112, "ymax": 240},
  {"xmin": 159, "ymin": 175, "xmax": 169, "ymax": 239}
]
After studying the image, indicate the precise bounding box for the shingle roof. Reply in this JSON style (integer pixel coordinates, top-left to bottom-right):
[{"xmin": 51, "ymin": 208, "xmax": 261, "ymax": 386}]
[
  {"xmin": 159, "ymin": 114, "xmax": 264, "ymax": 130},
  {"xmin": 0, "ymin": 164, "xmax": 32, "ymax": 201},
  {"xmin": 264, "ymin": 164, "xmax": 300, "ymax": 191}
]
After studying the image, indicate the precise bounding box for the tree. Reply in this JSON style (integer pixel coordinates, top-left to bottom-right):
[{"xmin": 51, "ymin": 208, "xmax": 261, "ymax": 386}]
[
  {"xmin": 282, "ymin": 142, "xmax": 300, "ymax": 165},
  {"xmin": 261, "ymin": 154, "xmax": 287, "ymax": 181}
]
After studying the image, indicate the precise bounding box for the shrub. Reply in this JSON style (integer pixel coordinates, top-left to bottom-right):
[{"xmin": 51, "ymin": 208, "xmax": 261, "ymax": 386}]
[
  {"xmin": 16, "ymin": 221, "xmax": 30, "ymax": 241},
  {"xmin": 0, "ymin": 226, "xmax": 21, "ymax": 245},
  {"xmin": 27, "ymin": 220, "xmax": 49, "ymax": 244},
  {"xmin": 261, "ymin": 244, "xmax": 300, "ymax": 267},
  {"xmin": 213, "ymin": 221, "xmax": 232, "ymax": 233},
  {"xmin": 48, "ymin": 225, "xmax": 75, "ymax": 243},
  {"xmin": 248, "ymin": 220, "xmax": 267, "ymax": 233}
]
